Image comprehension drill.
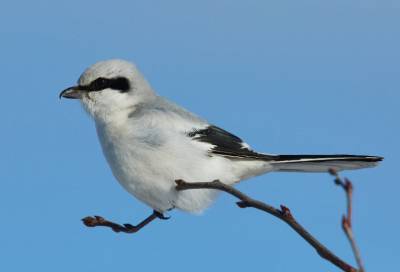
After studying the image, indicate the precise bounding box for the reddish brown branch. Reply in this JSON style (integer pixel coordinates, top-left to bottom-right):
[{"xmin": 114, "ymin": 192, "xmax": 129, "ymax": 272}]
[
  {"xmin": 175, "ymin": 179, "xmax": 357, "ymax": 272},
  {"xmin": 82, "ymin": 210, "xmax": 167, "ymax": 234},
  {"xmin": 330, "ymin": 169, "xmax": 365, "ymax": 272}
]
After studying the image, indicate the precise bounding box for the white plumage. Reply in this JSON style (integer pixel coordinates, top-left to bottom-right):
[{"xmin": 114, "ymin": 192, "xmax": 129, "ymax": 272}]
[{"xmin": 60, "ymin": 59, "xmax": 382, "ymax": 214}]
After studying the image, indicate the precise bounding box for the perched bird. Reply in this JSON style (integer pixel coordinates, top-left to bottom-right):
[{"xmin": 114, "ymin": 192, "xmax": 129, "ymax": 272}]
[{"xmin": 60, "ymin": 59, "xmax": 382, "ymax": 233}]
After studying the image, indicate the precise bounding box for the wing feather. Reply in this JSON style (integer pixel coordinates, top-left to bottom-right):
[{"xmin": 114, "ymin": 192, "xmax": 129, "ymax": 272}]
[{"xmin": 188, "ymin": 125, "xmax": 274, "ymax": 160}]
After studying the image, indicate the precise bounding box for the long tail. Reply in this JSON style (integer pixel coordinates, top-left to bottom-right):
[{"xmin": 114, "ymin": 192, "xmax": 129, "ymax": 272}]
[{"xmin": 270, "ymin": 154, "xmax": 383, "ymax": 172}]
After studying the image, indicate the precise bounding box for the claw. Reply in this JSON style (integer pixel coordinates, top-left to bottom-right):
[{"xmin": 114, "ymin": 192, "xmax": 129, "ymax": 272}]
[{"xmin": 154, "ymin": 211, "xmax": 170, "ymax": 220}]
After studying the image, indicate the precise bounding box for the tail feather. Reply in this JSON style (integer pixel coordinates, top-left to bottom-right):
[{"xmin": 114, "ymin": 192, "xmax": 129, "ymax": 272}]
[{"xmin": 270, "ymin": 154, "xmax": 383, "ymax": 172}]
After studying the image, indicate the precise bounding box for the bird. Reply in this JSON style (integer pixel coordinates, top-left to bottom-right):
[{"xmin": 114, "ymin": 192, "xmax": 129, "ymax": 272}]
[{"xmin": 60, "ymin": 59, "xmax": 383, "ymax": 233}]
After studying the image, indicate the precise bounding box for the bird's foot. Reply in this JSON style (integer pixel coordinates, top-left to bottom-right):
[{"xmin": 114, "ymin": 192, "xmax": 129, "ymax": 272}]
[{"xmin": 154, "ymin": 210, "xmax": 170, "ymax": 220}]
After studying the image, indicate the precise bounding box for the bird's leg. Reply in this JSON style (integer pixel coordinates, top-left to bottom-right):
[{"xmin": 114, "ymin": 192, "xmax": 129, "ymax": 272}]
[{"xmin": 82, "ymin": 210, "xmax": 169, "ymax": 234}]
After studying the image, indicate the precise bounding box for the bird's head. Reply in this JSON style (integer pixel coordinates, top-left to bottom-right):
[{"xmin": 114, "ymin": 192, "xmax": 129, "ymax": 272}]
[{"xmin": 60, "ymin": 59, "xmax": 155, "ymax": 121}]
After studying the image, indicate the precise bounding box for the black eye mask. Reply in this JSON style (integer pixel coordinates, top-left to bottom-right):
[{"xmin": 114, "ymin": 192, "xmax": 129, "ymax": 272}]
[{"xmin": 81, "ymin": 77, "xmax": 131, "ymax": 93}]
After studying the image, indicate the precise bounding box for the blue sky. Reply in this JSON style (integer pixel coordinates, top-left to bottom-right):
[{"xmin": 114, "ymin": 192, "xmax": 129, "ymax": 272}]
[{"xmin": 1, "ymin": 1, "xmax": 399, "ymax": 271}]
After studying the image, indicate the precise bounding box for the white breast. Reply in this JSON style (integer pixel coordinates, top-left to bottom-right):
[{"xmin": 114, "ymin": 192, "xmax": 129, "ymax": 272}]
[{"xmin": 93, "ymin": 104, "xmax": 273, "ymax": 213}]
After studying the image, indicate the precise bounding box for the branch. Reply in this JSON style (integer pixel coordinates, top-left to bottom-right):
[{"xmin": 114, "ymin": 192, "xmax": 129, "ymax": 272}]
[
  {"xmin": 330, "ymin": 169, "xmax": 365, "ymax": 272},
  {"xmin": 81, "ymin": 210, "xmax": 168, "ymax": 234},
  {"xmin": 175, "ymin": 179, "xmax": 357, "ymax": 272}
]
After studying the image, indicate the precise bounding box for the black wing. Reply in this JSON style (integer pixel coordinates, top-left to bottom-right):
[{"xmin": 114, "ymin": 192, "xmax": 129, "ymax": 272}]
[{"xmin": 187, "ymin": 125, "xmax": 275, "ymax": 160}]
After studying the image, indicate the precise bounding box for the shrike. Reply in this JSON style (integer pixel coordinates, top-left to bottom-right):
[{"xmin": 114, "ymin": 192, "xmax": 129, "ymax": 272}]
[{"xmin": 60, "ymin": 59, "xmax": 382, "ymax": 233}]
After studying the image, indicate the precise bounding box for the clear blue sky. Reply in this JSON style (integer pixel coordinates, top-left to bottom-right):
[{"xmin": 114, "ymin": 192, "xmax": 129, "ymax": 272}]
[{"xmin": 1, "ymin": 1, "xmax": 398, "ymax": 271}]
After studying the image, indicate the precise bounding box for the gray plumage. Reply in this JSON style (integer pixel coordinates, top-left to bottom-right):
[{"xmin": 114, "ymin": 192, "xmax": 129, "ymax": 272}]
[{"xmin": 60, "ymin": 59, "xmax": 383, "ymax": 213}]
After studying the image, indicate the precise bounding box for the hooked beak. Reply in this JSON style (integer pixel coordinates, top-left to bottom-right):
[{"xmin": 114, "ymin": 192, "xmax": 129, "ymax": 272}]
[{"xmin": 59, "ymin": 86, "xmax": 83, "ymax": 99}]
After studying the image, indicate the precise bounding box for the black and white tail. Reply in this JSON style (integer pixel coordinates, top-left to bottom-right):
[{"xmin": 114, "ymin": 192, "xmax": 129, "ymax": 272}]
[{"xmin": 270, "ymin": 154, "xmax": 383, "ymax": 172}]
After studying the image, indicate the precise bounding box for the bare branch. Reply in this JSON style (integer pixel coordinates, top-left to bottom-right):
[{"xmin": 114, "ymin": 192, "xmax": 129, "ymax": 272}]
[
  {"xmin": 81, "ymin": 173, "xmax": 367, "ymax": 271},
  {"xmin": 175, "ymin": 179, "xmax": 357, "ymax": 272},
  {"xmin": 82, "ymin": 210, "xmax": 168, "ymax": 234},
  {"xmin": 330, "ymin": 169, "xmax": 365, "ymax": 272}
]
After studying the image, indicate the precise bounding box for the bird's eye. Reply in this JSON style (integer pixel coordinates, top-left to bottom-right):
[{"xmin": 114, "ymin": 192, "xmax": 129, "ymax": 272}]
[{"xmin": 89, "ymin": 77, "xmax": 110, "ymax": 92}]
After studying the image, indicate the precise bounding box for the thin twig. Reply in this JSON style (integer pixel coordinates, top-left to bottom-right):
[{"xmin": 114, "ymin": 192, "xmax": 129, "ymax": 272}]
[
  {"xmin": 175, "ymin": 179, "xmax": 357, "ymax": 272},
  {"xmin": 82, "ymin": 210, "xmax": 168, "ymax": 234},
  {"xmin": 330, "ymin": 169, "xmax": 365, "ymax": 272}
]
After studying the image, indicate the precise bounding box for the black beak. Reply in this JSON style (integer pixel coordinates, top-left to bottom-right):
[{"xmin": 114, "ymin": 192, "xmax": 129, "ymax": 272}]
[{"xmin": 59, "ymin": 86, "xmax": 83, "ymax": 99}]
